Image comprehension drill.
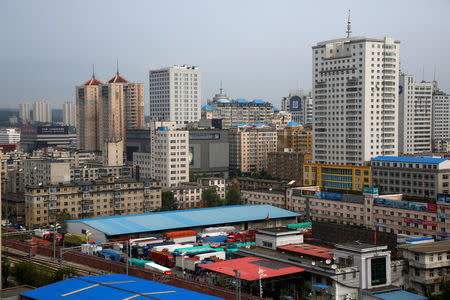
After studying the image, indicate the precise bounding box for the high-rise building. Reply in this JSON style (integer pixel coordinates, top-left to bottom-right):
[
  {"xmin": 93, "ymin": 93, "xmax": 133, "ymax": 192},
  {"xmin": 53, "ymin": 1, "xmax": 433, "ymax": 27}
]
[
  {"xmin": 33, "ymin": 101, "xmax": 52, "ymax": 123},
  {"xmin": 432, "ymin": 82, "xmax": 450, "ymax": 141},
  {"xmin": 63, "ymin": 101, "xmax": 76, "ymax": 127},
  {"xmin": 76, "ymin": 69, "xmax": 145, "ymax": 151},
  {"xmin": 150, "ymin": 121, "xmax": 189, "ymax": 188},
  {"xmin": 149, "ymin": 65, "xmax": 201, "ymax": 124},
  {"xmin": 312, "ymin": 34, "xmax": 400, "ymax": 165},
  {"xmin": 281, "ymin": 92, "xmax": 313, "ymax": 125},
  {"xmin": 19, "ymin": 102, "xmax": 31, "ymax": 122},
  {"xmin": 76, "ymin": 75, "xmax": 103, "ymax": 151},
  {"xmin": 398, "ymin": 74, "xmax": 433, "ymax": 154},
  {"xmin": 229, "ymin": 124, "xmax": 277, "ymax": 173}
]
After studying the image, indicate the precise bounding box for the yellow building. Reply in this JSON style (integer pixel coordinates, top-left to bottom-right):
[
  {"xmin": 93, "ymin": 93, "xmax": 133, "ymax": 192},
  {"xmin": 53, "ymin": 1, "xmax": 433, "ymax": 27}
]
[
  {"xmin": 24, "ymin": 177, "xmax": 161, "ymax": 228},
  {"xmin": 303, "ymin": 163, "xmax": 371, "ymax": 192},
  {"xmin": 277, "ymin": 121, "xmax": 312, "ymax": 154}
]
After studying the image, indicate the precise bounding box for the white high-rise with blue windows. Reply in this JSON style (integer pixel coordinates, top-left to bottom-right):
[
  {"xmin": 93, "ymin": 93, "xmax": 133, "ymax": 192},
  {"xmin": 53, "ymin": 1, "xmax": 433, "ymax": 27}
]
[{"xmin": 149, "ymin": 65, "xmax": 201, "ymax": 125}]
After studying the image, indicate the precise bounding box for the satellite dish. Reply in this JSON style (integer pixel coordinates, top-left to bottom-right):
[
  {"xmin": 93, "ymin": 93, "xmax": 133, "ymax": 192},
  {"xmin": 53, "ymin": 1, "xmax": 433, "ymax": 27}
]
[
  {"xmin": 326, "ymin": 259, "xmax": 331, "ymax": 264},
  {"xmin": 331, "ymin": 264, "xmax": 337, "ymax": 269},
  {"xmin": 311, "ymin": 261, "xmax": 316, "ymax": 266}
]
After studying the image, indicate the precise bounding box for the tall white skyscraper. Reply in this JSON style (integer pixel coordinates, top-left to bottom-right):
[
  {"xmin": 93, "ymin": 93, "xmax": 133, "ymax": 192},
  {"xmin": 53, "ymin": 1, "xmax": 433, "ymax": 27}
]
[
  {"xmin": 63, "ymin": 101, "xmax": 76, "ymax": 126},
  {"xmin": 149, "ymin": 65, "xmax": 201, "ymax": 124},
  {"xmin": 432, "ymin": 83, "xmax": 450, "ymax": 140},
  {"xmin": 312, "ymin": 34, "xmax": 400, "ymax": 165},
  {"xmin": 33, "ymin": 101, "xmax": 52, "ymax": 123},
  {"xmin": 19, "ymin": 102, "xmax": 31, "ymax": 122},
  {"xmin": 150, "ymin": 121, "xmax": 189, "ymax": 188},
  {"xmin": 398, "ymin": 74, "xmax": 433, "ymax": 154}
]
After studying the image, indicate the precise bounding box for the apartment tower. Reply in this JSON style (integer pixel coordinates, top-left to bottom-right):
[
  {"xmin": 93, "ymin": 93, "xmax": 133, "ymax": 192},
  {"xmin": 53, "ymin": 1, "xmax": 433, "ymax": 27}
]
[
  {"xmin": 33, "ymin": 101, "xmax": 52, "ymax": 123},
  {"xmin": 19, "ymin": 102, "xmax": 31, "ymax": 122},
  {"xmin": 149, "ymin": 65, "xmax": 201, "ymax": 124},
  {"xmin": 76, "ymin": 67, "xmax": 145, "ymax": 151},
  {"xmin": 398, "ymin": 74, "xmax": 433, "ymax": 154},
  {"xmin": 432, "ymin": 83, "xmax": 450, "ymax": 140},
  {"xmin": 312, "ymin": 20, "xmax": 400, "ymax": 165},
  {"xmin": 63, "ymin": 101, "xmax": 77, "ymax": 126}
]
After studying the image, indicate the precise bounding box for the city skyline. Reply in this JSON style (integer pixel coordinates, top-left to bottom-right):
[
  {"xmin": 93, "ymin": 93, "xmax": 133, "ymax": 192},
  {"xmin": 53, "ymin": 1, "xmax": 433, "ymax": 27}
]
[{"xmin": 1, "ymin": 1, "xmax": 449, "ymax": 108}]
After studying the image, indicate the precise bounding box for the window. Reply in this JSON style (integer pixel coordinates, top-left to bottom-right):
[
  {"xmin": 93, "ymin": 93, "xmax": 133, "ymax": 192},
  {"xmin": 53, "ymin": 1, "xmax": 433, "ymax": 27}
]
[{"xmin": 371, "ymin": 257, "xmax": 387, "ymax": 286}]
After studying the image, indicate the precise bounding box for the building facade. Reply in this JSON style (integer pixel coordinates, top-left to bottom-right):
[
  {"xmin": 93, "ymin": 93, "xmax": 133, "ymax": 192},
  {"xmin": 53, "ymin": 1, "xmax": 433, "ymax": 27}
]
[
  {"xmin": 280, "ymin": 92, "xmax": 313, "ymax": 125},
  {"xmin": 33, "ymin": 101, "xmax": 52, "ymax": 123},
  {"xmin": 125, "ymin": 128, "xmax": 150, "ymax": 162},
  {"xmin": 150, "ymin": 122, "xmax": 189, "ymax": 188},
  {"xmin": 403, "ymin": 240, "xmax": 450, "ymax": 296},
  {"xmin": 0, "ymin": 128, "xmax": 20, "ymax": 144},
  {"xmin": 312, "ymin": 36, "xmax": 400, "ymax": 165},
  {"xmin": 19, "ymin": 102, "xmax": 31, "ymax": 122},
  {"xmin": 399, "ymin": 74, "xmax": 433, "ymax": 154},
  {"xmin": 188, "ymin": 128, "xmax": 229, "ymax": 178},
  {"xmin": 243, "ymin": 187, "xmax": 450, "ymax": 239},
  {"xmin": 432, "ymin": 83, "xmax": 450, "ymax": 140},
  {"xmin": 371, "ymin": 156, "xmax": 450, "ymax": 199},
  {"xmin": 24, "ymin": 177, "xmax": 161, "ymax": 228},
  {"xmin": 277, "ymin": 121, "xmax": 313, "ymax": 153},
  {"xmin": 229, "ymin": 125, "xmax": 277, "ymax": 174},
  {"xmin": 267, "ymin": 151, "xmax": 311, "ymax": 182},
  {"xmin": 303, "ymin": 163, "xmax": 371, "ymax": 192},
  {"xmin": 149, "ymin": 65, "xmax": 201, "ymax": 124},
  {"xmin": 20, "ymin": 125, "xmax": 76, "ymax": 152},
  {"xmin": 63, "ymin": 101, "xmax": 76, "ymax": 127}
]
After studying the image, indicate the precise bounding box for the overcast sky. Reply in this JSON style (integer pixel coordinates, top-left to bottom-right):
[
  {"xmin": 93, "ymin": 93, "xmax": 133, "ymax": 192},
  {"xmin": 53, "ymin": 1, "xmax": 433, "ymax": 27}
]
[{"xmin": 1, "ymin": 0, "xmax": 449, "ymax": 109}]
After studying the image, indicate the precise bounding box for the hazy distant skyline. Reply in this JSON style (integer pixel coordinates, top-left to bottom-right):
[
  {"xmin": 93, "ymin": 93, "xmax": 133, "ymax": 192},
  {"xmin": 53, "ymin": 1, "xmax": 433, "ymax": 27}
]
[{"xmin": 1, "ymin": 0, "xmax": 449, "ymax": 108}]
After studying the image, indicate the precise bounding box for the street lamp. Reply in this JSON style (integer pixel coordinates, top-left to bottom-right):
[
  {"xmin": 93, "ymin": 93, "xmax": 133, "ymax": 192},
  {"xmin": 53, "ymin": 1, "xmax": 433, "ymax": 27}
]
[{"xmin": 51, "ymin": 222, "xmax": 61, "ymax": 260}]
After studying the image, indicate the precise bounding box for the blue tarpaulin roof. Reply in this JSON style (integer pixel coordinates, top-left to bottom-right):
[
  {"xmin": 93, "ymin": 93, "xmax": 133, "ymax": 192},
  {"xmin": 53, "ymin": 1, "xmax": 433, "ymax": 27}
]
[
  {"xmin": 286, "ymin": 121, "xmax": 300, "ymax": 126},
  {"xmin": 67, "ymin": 205, "xmax": 300, "ymax": 236},
  {"xmin": 20, "ymin": 274, "xmax": 224, "ymax": 300},
  {"xmin": 372, "ymin": 156, "xmax": 446, "ymax": 164},
  {"xmin": 201, "ymin": 105, "xmax": 216, "ymax": 110},
  {"xmin": 371, "ymin": 289, "xmax": 427, "ymax": 300}
]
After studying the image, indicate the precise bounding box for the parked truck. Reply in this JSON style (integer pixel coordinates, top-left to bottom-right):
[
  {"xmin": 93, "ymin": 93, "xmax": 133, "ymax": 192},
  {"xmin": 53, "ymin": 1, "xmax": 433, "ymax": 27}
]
[
  {"xmin": 97, "ymin": 249, "xmax": 126, "ymax": 262},
  {"xmin": 144, "ymin": 262, "xmax": 172, "ymax": 275},
  {"xmin": 175, "ymin": 255, "xmax": 200, "ymax": 272},
  {"xmin": 126, "ymin": 258, "xmax": 154, "ymax": 268},
  {"xmin": 64, "ymin": 233, "xmax": 87, "ymax": 246},
  {"xmin": 164, "ymin": 230, "xmax": 197, "ymax": 243},
  {"xmin": 149, "ymin": 250, "xmax": 175, "ymax": 267}
]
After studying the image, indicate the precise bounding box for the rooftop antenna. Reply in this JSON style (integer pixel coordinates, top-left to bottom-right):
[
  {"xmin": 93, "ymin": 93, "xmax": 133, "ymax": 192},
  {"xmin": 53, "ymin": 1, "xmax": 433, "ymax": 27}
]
[
  {"xmin": 116, "ymin": 59, "xmax": 120, "ymax": 75},
  {"xmin": 92, "ymin": 64, "xmax": 95, "ymax": 78},
  {"xmin": 433, "ymin": 65, "xmax": 436, "ymax": 82},
  {"xmin": 220, "ymin": 80, "xmax": 223, "ymax": 94},
  {"xmin": 346, "ymin": 9, "xmax": 352, "ymax": 38},
  {"xmin": 422, "ymin": 66, "xmax": 425, "ymax": 81}
]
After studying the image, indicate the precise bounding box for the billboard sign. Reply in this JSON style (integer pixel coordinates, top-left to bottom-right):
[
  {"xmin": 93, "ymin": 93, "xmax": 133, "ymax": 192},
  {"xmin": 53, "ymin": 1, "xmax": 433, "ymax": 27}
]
[
  {"xmin": 374, "ymin": 198, "xmax": 409, "ymax": 209},
  {"xmin": 37, "ymin": 126, "xmax": 69, "ymax": 135},
  {"xmin": 189, "ymin": 146, "xmax": 194, "ymax": 165},
  {"xmin": 437, "ymin": 193, "xmax": 450, "ymax": 205}
]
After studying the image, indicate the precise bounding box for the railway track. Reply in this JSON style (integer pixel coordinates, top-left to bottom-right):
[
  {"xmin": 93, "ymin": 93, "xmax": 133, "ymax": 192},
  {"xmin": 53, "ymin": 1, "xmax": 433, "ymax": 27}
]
[{"xmin": 3, "ymin": 249, "xmax": 103, "ymax": 277}]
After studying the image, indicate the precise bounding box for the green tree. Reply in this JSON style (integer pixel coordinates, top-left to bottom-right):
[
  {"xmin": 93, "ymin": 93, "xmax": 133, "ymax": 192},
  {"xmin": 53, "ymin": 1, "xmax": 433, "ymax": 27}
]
[
  {"xmin": 226, "ymin": 186, "xmax": 241, "ymax": 205},
  {"xmin": 189, "ymin": 170, "xmax": 196, "ymax": 182},
  {"xmin": 56, "ymin": 211, "xmax": 71, "ymax": 234},
  {"xmin": 2, "ymin": 257, "xmax": 10, "ymax": 287},
  {"xmin": 202, "ymin": 188, "xmax": 220, "ymax": 207},
  {"xmin": 161, "ymin": 191, "xmax": 178, "ymax": 211},
  {"xmin": 52, "ymin": 267, "xmax": 78, "ymax": 282}
]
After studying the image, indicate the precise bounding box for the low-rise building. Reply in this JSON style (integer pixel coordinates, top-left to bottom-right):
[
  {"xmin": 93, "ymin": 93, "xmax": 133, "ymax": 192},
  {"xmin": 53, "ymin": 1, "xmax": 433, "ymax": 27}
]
[
  {"xmin": 24, "ymin": 177, "xmax": 161, "ymax": 228},
  {"xmin": 402, "ymin": 240, "xmax": 450, "ymax": 296},
  {"xmin": 371, "ymin": 156, "xmax": 450, "ymax": 199},
  {"xmin": 303, "ymin": 163, "xmax": 371, "ymax": 192},
  {"xmin": 0, "ymin": 128, "xmax": 20, "ymax": 144},
  {"xmin": 170, "ymin": 183, "xmax": 203, "ymax": 209},
  {"xmin": 20, "ymin": 125, "xmax": 76, "ymax": 151},
  {"xmin": 433, "ymin": 139, "xmax": 450, "ymax": 152},
  {"xmin": 242, "ymin": 187, "xmax": 450, "ymax": 239},
  {"xmin": 197, "ymin": 177, "xmax": 226, "ymax": 199},
  {"xmin": 255, "ymin": 227, "xmax": 303, "ymax": 250},
  {"xmin": 23, "ymin": 158, "xmax": 71, "ymax": 187}
]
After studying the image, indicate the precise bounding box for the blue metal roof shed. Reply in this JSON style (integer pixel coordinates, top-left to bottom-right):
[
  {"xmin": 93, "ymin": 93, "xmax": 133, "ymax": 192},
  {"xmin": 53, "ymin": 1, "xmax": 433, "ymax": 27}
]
[
  {"xmin": 368, "ymin": 289, "xmax": 427, "ymax": 300},
  {"xmin": 66, "ymin": 205, "xmax": 300, "ymax": 236},
  {"xmin": 372, "ymin": 156, "xmax": 446, "ymax": 164},
  {"xmin": 21, "ymin": 274, "xmax": 224, "ymax": 300}
]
